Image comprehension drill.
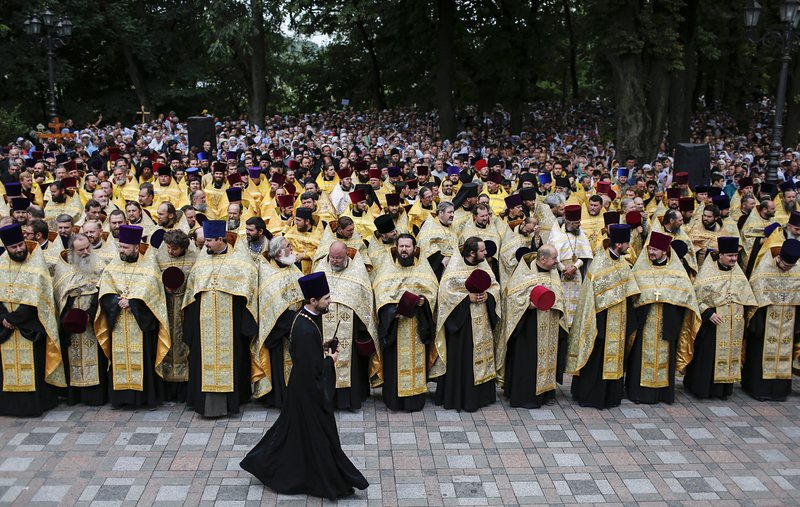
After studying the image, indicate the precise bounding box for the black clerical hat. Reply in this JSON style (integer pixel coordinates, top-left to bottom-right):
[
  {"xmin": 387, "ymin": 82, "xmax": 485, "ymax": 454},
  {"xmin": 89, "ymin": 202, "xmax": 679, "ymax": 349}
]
[
  {"xmin": 780, "ymin": 239, "xmax": 800, "ymax": 264},
  {"xmin": 0, "ymin": 223, "xmax": 24, "ymax": 247},
  {"xmin": 607, "ymin": 224, "xmax": 630, "ymax": 244},
  {"xmin": 299, "ymin": 272, "xmax": 329, "ymax": 300},
  {"xmin": 717, "ymin": 236, "xmax": 739, "ymax": 254},
  {"xmin": 374, "ymin": 214, "xmax": 395, "ymax": 234}
]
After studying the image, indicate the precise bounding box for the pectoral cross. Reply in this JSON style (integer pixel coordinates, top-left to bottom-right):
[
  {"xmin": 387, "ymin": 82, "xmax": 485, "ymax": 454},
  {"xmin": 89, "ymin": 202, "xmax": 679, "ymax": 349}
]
[
  {"xmin": 654, "ymin": 290, "xmax": 662, "ymax": 302},
  {"xmin": 137, "ymin": 105, "xmax": 150, "ymax": 124}
]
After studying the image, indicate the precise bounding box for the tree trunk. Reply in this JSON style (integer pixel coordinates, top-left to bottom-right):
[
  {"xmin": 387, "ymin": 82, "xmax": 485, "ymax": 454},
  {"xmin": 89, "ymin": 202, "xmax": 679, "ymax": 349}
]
[
  {"xmin": 248, "ymin": 0, "xmax": 267, "ymax": 127},
  {"xmin": 784, "ymin": 57, "xmax": 800, "ymax": 148},
  {"xmin": 119, "ymin": 41, "xmax": 152, "ymax": 115},
  {"xmin": 608, "ymin": 52, "xmax": 650, "ymax": 161},
  {"xmin": 436, "ymin": 0, "xmax": 456, "ymax": 140},
  {"xmin": 355, "ymin": 21, "xmax": 387, "ymax": 110},
  {"xmin": 667, "ymin": 0, "xmax": 699, "ymax": 150},
  {"xmin": 562, "ymin": 0, "xmax": 579, "ymax": 99}
]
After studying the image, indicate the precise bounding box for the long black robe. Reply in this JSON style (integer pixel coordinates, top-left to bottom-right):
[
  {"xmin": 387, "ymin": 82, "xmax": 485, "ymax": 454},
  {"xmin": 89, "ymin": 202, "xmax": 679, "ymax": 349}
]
[
  {"xmin": 625, "ymin": 304, "xmax": 685, "ymax": 404},
  {"xmin": 240, "ymin": 307, "xmax": 368, "ymax": 500},
  {"xmin": 183, "ymin": 293, "xmax": 258, "ymax": 417},
  {"xmin": 60, "ymin": 294, "xmax": 107, "ymax": 406},
  {"xmin": 100, "ymin": 295, "xmax": 164, "ymax": 408},
  {"xmin": 378, "ymin": 303, "xmax": 434, "ymax": 412},
  {"xmin": 741, "ymin": 306, "xmax": 800, "ymax": 401},
  {"xmin": 260, "ymin": 308, "xmax": 295, "ymax": 408},
  {"xmin": 570, "ymin": 297, "xmax": 638, "ymax": 409},
  {"xmin": 434, "ymin": 295, "xmax": 498, "ymax": 412},
  {"xmin": 504, "ymin": 307, "xmax": 568, "ymax": 409},
  {"xmin": 427, "ymin": 252, "xmax": 446, "ymax": 280},
  {"xmin": 334, "ymin": 315, "xmax": 370, "ymax": 411},
  {"xmin": 683, "ymin": 308, "xmax": 734, "ymax": 399},
  {"xmin": 0, "ymin": 303, "xmax": 60, "ymax": 416}
]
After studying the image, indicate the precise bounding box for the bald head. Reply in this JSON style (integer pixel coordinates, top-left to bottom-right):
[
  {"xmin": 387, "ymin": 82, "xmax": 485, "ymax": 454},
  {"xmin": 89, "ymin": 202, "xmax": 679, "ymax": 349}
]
[
  {"xmin": 328, "ymin": 241, "xmax": 349, "ymax": 272},
  {"xmin": 535, "ymin": 244, "xmax": 558, "ymax": 271}
]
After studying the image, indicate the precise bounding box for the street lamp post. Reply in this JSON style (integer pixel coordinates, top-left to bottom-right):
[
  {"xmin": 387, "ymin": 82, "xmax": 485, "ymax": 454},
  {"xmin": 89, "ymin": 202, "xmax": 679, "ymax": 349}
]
[
  {"xmin": 23, "ymin": 9, "xmax": 73, "ymax": 122},
  {"xmin": 745, "ymin": 0, "xmax": 800, "ymax": 184}
]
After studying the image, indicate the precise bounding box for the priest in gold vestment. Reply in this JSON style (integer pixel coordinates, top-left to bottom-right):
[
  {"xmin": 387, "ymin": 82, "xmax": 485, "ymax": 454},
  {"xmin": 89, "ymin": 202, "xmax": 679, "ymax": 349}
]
[
  {"xmin": 432, "ymin": 236, "xmax": 501, "ymax": 412},
  {"xmin": 0, "ymin": 224, "xmax": 65, "ymax": 416},
  {"xmin": 567, "ymin": 224, "xmax": 640, "ymax": 409},
  {"xmin": 679, "ymin": 237, "xmax": 758, "ymax": 399},
  {"xmin": 743, "ymin": 239, "xmax": 800, "ymax": 401},
  {"xmin": 183, "ymin": 220, "xmax": 259, "ymax": 417},
  {"xmin": 373, "ymin": 234, "xmax": 438, "ymax": 412},
  {"xmin": 626, "ymin": 232, "xmax": 699, "ymax": 405},
  {"xmin": 95, "ymin": 224, "xmax": 171, "ymax": 408},
  {"xmin": 314, "ymin": 241, "xmax": 381, "ymax": 410},
  {"xmin": 54, "ymin": 233, "xmax": 107, "ymax": 406}
]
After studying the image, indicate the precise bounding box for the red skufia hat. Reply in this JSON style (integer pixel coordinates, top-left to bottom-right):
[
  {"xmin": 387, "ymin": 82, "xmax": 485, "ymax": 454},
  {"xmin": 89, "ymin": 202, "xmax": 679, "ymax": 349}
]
[
  {"xmin": 530, "ymin": 285, "xmax": 556, "ymax": 311},
  {"xmin": 564, "ymin": 204, "xmax": 582, "ymax": 222},
  {"xmin": 271, "ymin": 173, "xmax": 286, "ymax": 185},
  {"xmin": 397, "ymin": 291, "xmax": 421, "ymax": 317},
  {"xmin": 276, "ymin": 194, "xmax": 295, "ymax": 208},
  {"xmin": 287, "ymin": 160, "xmax": 300, "ymax": 170},
  {"xmin": 336, "ymin": 168, "xmax": 352, "ymax": 179},
  {"xmin": 227, "ymin": 173, "xmax": 242, "ymax": 185},
  {"xmin": 162, "ymin": 266, "xmax": 185, "ymax": 290},
  {"xmin": 465, "ymin": 270, "xmax": 491, "ymax": 293},
  {"xmin": 603, "ymin": 211, "xmax": 620, "ymax": 227},
  {"xmin": 62, "ymin": 308, "xmax": 89, "ymax": 334},
  {"xmin": 625, "ymin": 211, "xmax": 642, "ymax": 228},
  {"xmin": 64, "ymin": 159, "xmax": 77, "ymax": 172},
  {"xmin": 675, "ymin": 172, "xmax": 689, "ymax": 185},
  {"xmin": 284, "ymin": 184, "xmax": 296, "ymax": 196},
  {"xmin": 679, "ymin": 197, "xmax": 695, "ymax": 212},
  {"xmin": 349, "ymin": 189, "xmax": 367, "ymax": 203},
  {"xmin": 474, "ymin": 159, "xmax": 488, "ymax": 171},
  {"xmin": 487, "ymin": 172, "xmax": 503, "ymax": 184},
  {"xmin": 368, "ymin": 168, "xmax": 382, "ymax": 179},
  {"xmin": 666, "ymin": 187, "xmax": 681, "ymax": 199},
  {"xmin": 596, "ymin": 181, "xmax": 611, "ymax": 194},
  {"xmin": 649, "ymin": 231, "xmax": 673, "ymax": 252},
  {"xmin": 62, "ymin": 176, "xmax": 78, "ymax": 188},
  {"xmin": 148, "ymin": 151, "xmax": 160, "ymax": 162},
  {"xmin": 354, "ymin": 159, "xmax": 369, "ymax": 172}
]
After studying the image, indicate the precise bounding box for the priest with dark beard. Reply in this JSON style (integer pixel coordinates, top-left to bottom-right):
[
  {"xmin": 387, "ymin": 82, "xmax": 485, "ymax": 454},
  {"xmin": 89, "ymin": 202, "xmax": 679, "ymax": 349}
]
[
  {"xmin": 182, "ymin": 220, "xmax": 259, "ymax": 417},
  {"xmin": 54, "ymin": 233, "xmax": 107, "ymax": 406},
  {"xmin": 95, "ymin": 225, "xmax": 171, "ymax": 408},
  {"xmin": 567, "ymin": 224, "xmax": 640, "ymax": 409},
  {"xmin": 627, "ymin": 232, "xmax": 699, "ymax": 405},
  {"xmin": 253, "ymin": 236, "xmax": 304, "ymax": 408},
  {"xmin": 373, "ymin": 234, "xmax": 438, "ymax": 411},
  {"xmin": 240, "ymin": 272, "xmax": 368, "ymax": 499},
  {"xmin": 0, "ymin": 223, "xmax": 66, "ymax": 416},
  {"xmin": 432, "ymin": 236, "xmax": 501, "ymax": 412}
]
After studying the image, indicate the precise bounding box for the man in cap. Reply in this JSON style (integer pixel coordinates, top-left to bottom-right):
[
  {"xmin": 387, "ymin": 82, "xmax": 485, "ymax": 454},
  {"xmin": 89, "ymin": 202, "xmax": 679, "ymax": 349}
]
[
  {"xmin": 341, "ymin": 187, "xmax": 378, "ymax": 239},
  {"xmin": 451, "ymin": 182, "xmax": 479, "ymax": 233},
  {"xmin": 743, "ymin": 239, "xmax": 800, "ymax": 401},
  {"xmin": 314, "ymin": 241, "xmax": 380, "ymax": 410},
  {"xmin": 43, "ymin": 179, "xmax": 83, "ymax": 229},
  {"xmin": 372, "ymin": 233, "xmax": 438, "ymax": 411},
  {"xmin": 730, "ymin": 176, "xmax": 755, "ymax": 222},
  {"xmin": 203, "ymin": 162, "xmax": 229, "ymax": 219},
  {"xmin": 366, "ymin": 213, "xmax": 398, "ymax": 274},
  {"xmin": 773, "ymin": 180, "xmax": 798, "ymax": 224},
  {"xmin": 0, "ymin": 223, "xmax": 65, "ymax": 415},
  {"xmin": 740, "ymin": 197, "xmax": 777, "ymax": 271},
  {"xmin": 549, "ymin": 204, "xmax": 593, "ymax": 326},
  {"xmin": 153, "ymin": 163, "xmax": 189, "ymax": 209},
  {"xmin": 567, "ymin": 224, "xmax": 640, "ymax": 409},
  {"xmin": 182, "ymin": 220, "xmax": 259, "ymax": 416},
  {"xmin": 253, "ymin": 236, "xmax": 304, "ymax": 408},
  {"xmin": 431, "ymin": 236, "xmax": 501, "ymax": 412},
  {"xmin": 627, "ymin": 232, "xmax": 699, "ymax": 404},
  {"xmin": 481, "ymin": 171, "xmax": 508, "ymax": 215},
  {"xmin": 499, "ymin": 215, "xmax": 543, "ymax": 283},
  {"xmin": 155, "ymin": 229, "xmax": 197, "ymax": 401},
  {"xmin": 497, "ymin": 244, "xmax": 567, "ymax": 408},
  {"xmin": 267, "ymin": 193, "xmax": 295, "ymax": 236},
  {"xmin": 329, "ymin": 167, "xmax": 356, "ymax": 214},
  {"xmin": 239, "ymin": 271, "xmax": 369, "ymax": 499},
  {"xmin": 53, "ymin": 232, "xmax": 108, "ymax": 405},
  {"xmin": 417, "ymin": 201, "xmax": 459, "ymax": 280},
  {"xmin": 655, "ymin": 209, "xmax": 698, "ymax": 276},
  {"xmin": 679, "ymin": 236, "xmax": 757, "ymax": 399},
  {"xmin": 283, "ymin": 206, "xmax": 323, "ymax": 275},
  {"xmin": 687, "ymin": 203, "xmax": 723, "ymax": 267},
  {"xmin": 95, "ymin": 224, "xmax": 170, "ymax": 408},
  {"xmin": 383, "ymin": 193, "xmax": 410, "ymax": 235}
]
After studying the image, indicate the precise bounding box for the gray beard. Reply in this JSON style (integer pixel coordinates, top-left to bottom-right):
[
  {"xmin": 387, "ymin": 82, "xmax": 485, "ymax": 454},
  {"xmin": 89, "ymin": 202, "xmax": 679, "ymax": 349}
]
[
  {"xmin": 331, "ymin": 262, "xmax": 347, "ymax": 273},
  {"xmin": 196, "ymin": 203, "xmax": 208, "ymax": 212},
  {"xmin": 277, "ymin": 253, "xmax": 297, "ymax": 265},
  {"xmin": 227, "ymin": 219, "xmax": 240, "ymax": 230},
  {"xmin": 70, "ymin": 252, "xmax": 103, "ymax": 279},
  {"xmin": 784, "ymin": 201, "xmax": 794, "ymax": 214},
  {"xmin": 787, "ymin": 228, "xmax": 799, "ymax": 240}
]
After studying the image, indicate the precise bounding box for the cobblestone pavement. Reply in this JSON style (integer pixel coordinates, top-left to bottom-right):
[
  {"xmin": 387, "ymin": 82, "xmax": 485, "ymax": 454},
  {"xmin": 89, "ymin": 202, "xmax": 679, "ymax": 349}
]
[{"xmin": 2, "ymin": 379, "xmax": 800, "ymax": 506}]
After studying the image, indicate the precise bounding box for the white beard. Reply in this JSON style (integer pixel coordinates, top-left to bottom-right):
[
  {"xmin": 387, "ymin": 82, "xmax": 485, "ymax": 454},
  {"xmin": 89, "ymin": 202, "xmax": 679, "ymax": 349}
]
[
  {"xmin": 70, "ymin": 251, "xmax": 103, "ymax": 279},
  {"xmin": 278, "ymin": 253, "xmax": 297, "ymax": 265}
]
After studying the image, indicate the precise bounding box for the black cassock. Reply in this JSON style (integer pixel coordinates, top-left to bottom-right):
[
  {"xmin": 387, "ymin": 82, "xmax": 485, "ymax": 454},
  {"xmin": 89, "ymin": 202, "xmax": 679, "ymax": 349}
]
[
  {"xmin": 377, "ymin": 302, "xmax": 434, "ymax": 412},
  {"xmin": 741, "ymin": 306, "xmax": 800, "ymax": 401},
  {"xmin": 60, "ymin": 294, "xmax": 107, "ymax": 406},
  {"xmin": 625, "ymin": 303, "xmax": 684, "ymax": 404},
  {"xmin": 241, "ymin": 307, "xmax": 369, "ymax": 500},
  {"xmin": 683, "ymin": 308, "xmax": 732, "ymax": 399},
  {"xmin": 183, "ymin": 293, "xmax": 258, "ymax": 417},
  {"xmin": 571, "ymin": 297, "xmax": 638, "ymax": 409},
  {"xmin": 0, "ymin": 303, "xmax": 59, "ymax": 416},
  {"xmin": 334, "ymin": 314, "xmax": 371, "ymax": 411},
  {"xmin": 434, "ymin": 295, "xmax": 498, "ymax": 412},
  {"xmin": 100, "ymin": 295, "xmax": 164, "ymax": 408},
  {"xmin": 427, "ymin": 252, "xmax": 447, "ymax": 281},
  {"xmin": 260, "ymin": 307, "xmax": 295, "ymax": 408},
  {"xmin": 504, "ymin": 307, "xmax": 568, "ymax": 409}
]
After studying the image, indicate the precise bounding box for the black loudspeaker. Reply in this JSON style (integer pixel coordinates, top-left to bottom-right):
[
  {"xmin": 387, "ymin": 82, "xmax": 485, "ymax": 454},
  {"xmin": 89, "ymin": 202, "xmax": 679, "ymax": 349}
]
[
  {"xmin": 187, "ymin": 116, "xmax": 216, "ymax": 152},
  {"xmin": 674, "ymin": 143, "xmax": 711, "ymax": 187}
]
